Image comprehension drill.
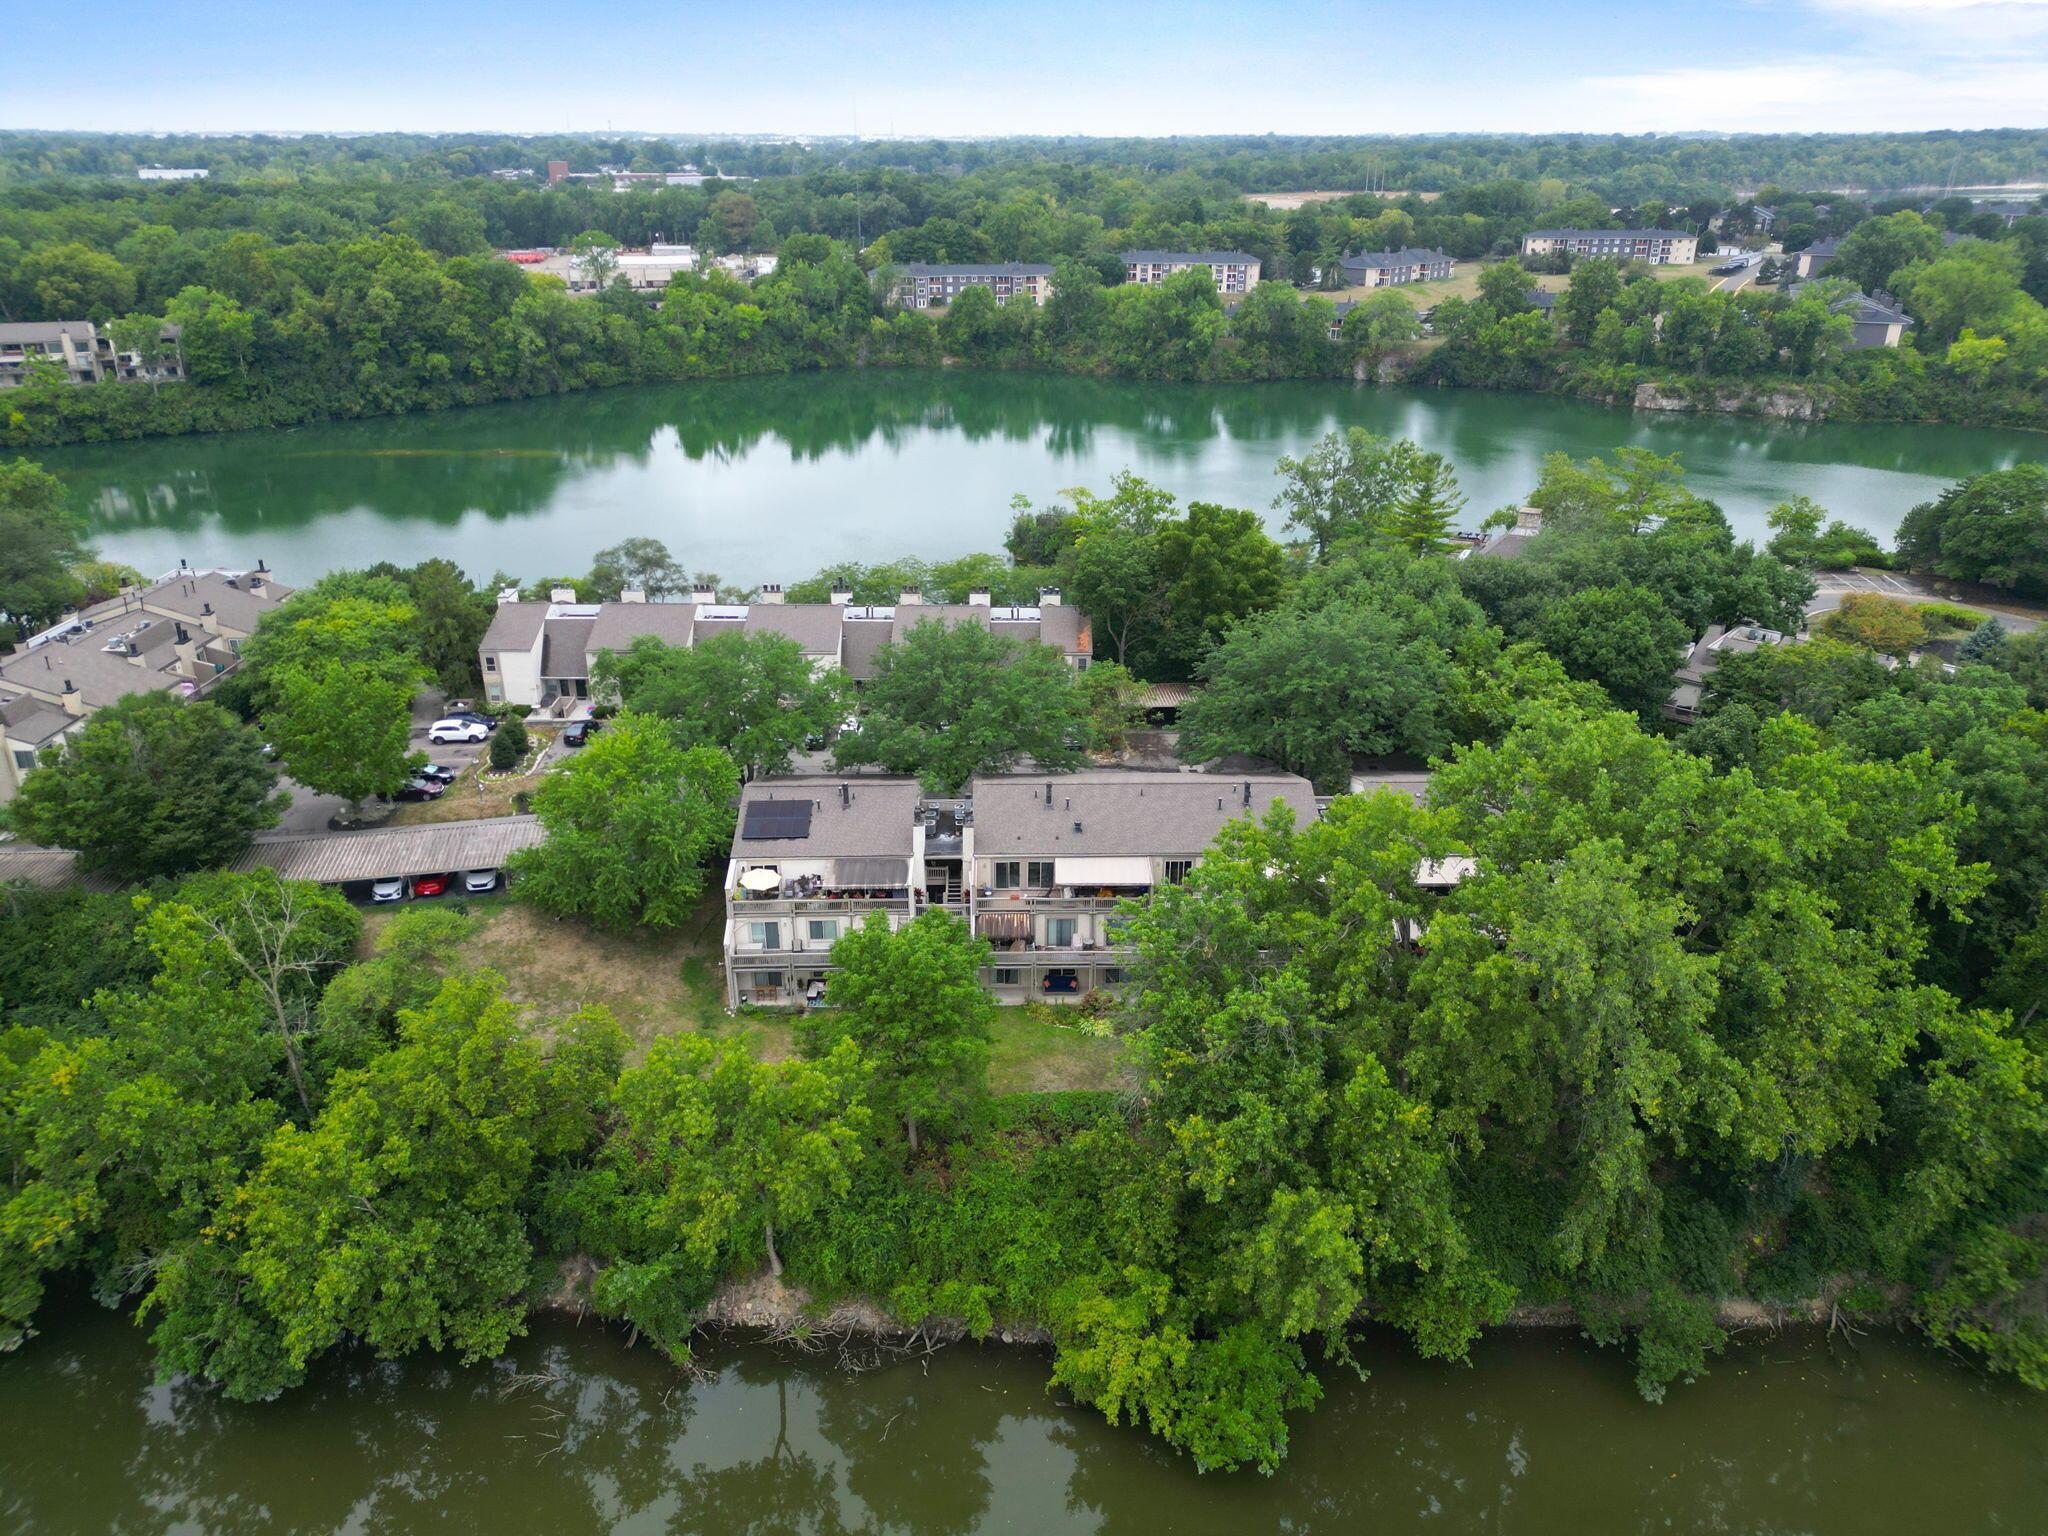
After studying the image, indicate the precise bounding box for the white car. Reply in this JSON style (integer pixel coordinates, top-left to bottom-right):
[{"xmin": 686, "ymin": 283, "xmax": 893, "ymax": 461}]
[
  {"xmin": 462, "ymin": 868, "xmax": 499, "ymax": 894},
  {"xmin": 370, "ymin": 877, "xmax": 406, "ymax": 903},
  {"xmin": 428, "ymin": 718, "xmax": 490, "ymax": 744}
]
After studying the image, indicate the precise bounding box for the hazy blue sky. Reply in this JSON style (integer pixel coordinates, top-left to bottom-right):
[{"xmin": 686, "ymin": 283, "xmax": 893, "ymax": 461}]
[{"xmin": 11, "ymin": 0, "xmax": 2047, "ymax": 135}]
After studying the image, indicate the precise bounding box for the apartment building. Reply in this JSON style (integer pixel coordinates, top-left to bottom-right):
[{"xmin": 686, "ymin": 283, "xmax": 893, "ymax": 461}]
[
  {"xmin": 721, "ymin": 768, "xmax": 1319, "ymax": 1006},
  {"xmin": 1520, "ymin": 229, "xmax": 1699, "ymax": 265},
  {"xmin": 1665, "ymin": 622, "xmax": 1784, "ymax": 724},
  {"xmin": 1121, "ymin": 250, "xmax": 1262, "ymax": 294},
  {"xmin": 0, "ymin": 563, "xmax": 289, "ymax": 801},
  {"xmin": 1783, "ymin": 281, "xmax": 1914, "ymax": 349},
  {"xmin": 0, "ymin": 321, "xmax": 185, "ymax": 388},
  {"xmin": 891, "ymin": 264, "xmax": 1053, "ymax": 309},
  {"xmin": 1337, "ymin": 247, "xmax": 1454, "ymax": 287},
  {"xmin": 478, "ymin": 584, "xmax": 1092, "ymax": 715}
]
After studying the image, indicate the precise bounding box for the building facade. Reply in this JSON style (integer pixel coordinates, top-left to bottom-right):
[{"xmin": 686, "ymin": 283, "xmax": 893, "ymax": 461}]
[
  {"xmin": 478, "ymin": 586, "xmax": 1093, "ymax": 715},
  {"xmin": 0, "ymin": 321, "xmax": 184, "ymax": 388},
  {"xmin": 1520, "ymin": 229, "xmax": 1699, "ymax": 264},
  {"xmin": 1121, "ymin": 250, "xmax": 1262, "ymax": 294},
  {"xmin": 722, "ymin": 769, "xmax": 1320, "ymax": 1006},
  {"xmin": 0, "ymin": 564, "xmax": 288, "ymax": 801},
  {"xmin": 137, "ymin": 166, "xmax": 208, "ymax": 180},
  {"xmin": 890, "ymin": 264, "xmax": 1053, "ymax": 309},
  {"xmin": 1337, "ymin": 247, "xmax": 1454, "ymax": 287}
]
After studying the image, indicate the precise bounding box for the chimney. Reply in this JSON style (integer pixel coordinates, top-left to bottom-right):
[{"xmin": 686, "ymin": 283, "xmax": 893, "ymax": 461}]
[
  {"xmin": 199, "ymin": 601, "xmax": 220, "ymax": 636},
  {"xmin": 497, "ymin": 585, "xmax": 521, "ymax": 605},
  {"xmin": 758, "ymin": 584, "xmax": 785, "ymax": 605},
  {"xmin": 256, "ymin": 559, "xmax": 268, "ymax": 573},
  {"xmin": 839, "ymin": 784, "xmax": 851, "ymax": 807},
  {"xmin": 1243, "ymin": 780, "xmax": 1253, "ymax": 806},
  {"xmin": 549, "ymin": 586, "xmax": 577, "ymax": 603},
  {"xmin": 898, "ymin": 586, "xmax": 923, "ymax": 606},
  {"xmin": 690, "ymin": 583, "xmax": 717, "ymax": 605},
  {"xmin": 248, "ymin": 572, "xmax": 266, "ymax": 596},
  {"xmin": 59, "ymin": 679, "xmax": 84, "ymax": 717},
  {"xmin": 123, "ymin": 638, "xmax": 144, "ymax": 666},
  {"xmin": 1514, "ymin": 506, "xmax": 1543, "ymax": 532},
  {"xmin": 1044, "ymin": 782, "xmax": 1052, "ymax": 805},
  {"xmin": 620, "ymin": 587, "xmax": 647, "ymax": 604},
  {"xmin": 1038, "ymin": 587, "xmax": 1062, "ymax": 607},
  {"xmin": 967, "ymin": 588, "xmax": 992, "ymax": 607},
  {"xmin": 829, "ymin": 586, "xmax": 853, "ymax": 605}
]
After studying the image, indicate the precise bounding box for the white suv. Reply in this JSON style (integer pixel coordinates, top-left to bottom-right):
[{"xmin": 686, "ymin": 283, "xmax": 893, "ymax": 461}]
[{"xmin": 428, "ymin": 718, "xmax": 490, "ymax": 744}]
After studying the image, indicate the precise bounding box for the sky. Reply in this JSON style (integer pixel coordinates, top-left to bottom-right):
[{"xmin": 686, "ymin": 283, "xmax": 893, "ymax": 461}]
[{"xmin": 8, "ymin": 0, "xmax": 2048, "ymax": 136}]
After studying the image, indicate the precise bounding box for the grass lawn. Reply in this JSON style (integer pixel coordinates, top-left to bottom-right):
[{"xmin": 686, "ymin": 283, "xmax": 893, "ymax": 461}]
[
  {"xmin": 1319, "ymin": 256, "xmax": 1724, "ymax": 311},
  {"xmin": 358, "ymin": 892, "xmax": 1124, "ymax": 1092},
  {"xmin": 990, "ymin": 1007, "xmax": 1132, "ymax": 1094}
]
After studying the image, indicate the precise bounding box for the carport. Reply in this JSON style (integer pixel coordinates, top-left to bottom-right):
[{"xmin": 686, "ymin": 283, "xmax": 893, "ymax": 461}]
[{"xmin": 226, "ymin": 815, "xmax": 544, "ymax": 892}]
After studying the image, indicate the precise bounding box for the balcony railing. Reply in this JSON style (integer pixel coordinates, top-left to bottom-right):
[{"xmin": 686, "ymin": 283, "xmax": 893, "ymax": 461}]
[{"xmin": 729, "ymin": 894, "xmax": 911, "ymax": 914}]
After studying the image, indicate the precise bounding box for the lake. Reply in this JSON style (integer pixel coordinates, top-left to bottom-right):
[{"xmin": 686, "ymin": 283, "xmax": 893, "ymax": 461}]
[
  {"xmin": 3, "ymin": 1299, "xmax": 2043, "ymax": 1534},
  {"xmin": 38, "ymin": 370, "xmax": 2048, "ymax": 588}
]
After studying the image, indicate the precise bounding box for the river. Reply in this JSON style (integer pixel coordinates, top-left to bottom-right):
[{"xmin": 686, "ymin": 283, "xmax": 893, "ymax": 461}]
[
  {"xmin": 3, "ymin": 1299, "xmax": 2043, "ymax": 1533},
  {"xmin": 37, "ymin": 371, "xmax": 2047, "ymax": 588}
]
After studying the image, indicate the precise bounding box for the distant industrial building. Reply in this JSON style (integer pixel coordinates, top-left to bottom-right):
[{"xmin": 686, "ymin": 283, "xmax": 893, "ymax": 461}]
[
  {"xmin": 891, "ymin": 264, "xmax": 1053, "ymax": 309},
  {"xmin": 1121, "ymin": 251, "xmax": 1262, "ymax": 294},
  {"xmin": 1520, "ymin": 229, "xmax": 1699, "ymax": 265}
]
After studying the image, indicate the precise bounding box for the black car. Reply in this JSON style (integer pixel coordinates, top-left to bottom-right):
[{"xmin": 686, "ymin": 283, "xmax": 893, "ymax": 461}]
[
  {"xmin": 418, "ymin": 763, "xmax": 458, "ymax": 783},
  {"xmin": 393, "ymin": 779, "xmax": 445, "ymax": 802},
  {"xmin": 445, "ymin": 711, "xmax": 499, "ymax": 731},
  {"xmin": 562, "ymin": 719, "xmax": 602, "ymax": 747}
]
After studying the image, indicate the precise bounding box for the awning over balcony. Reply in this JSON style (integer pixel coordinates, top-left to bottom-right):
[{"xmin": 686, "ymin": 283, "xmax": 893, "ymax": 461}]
[
  {"xmin": 977, "ymin": 911, "xmax": 1031, "ymax": 940},
  {"xmin": 1053, "ymin": 856, "xmax": 1154, "ymax": 886},
  {"xmin": 834, "ymin": 856, "xmax": 910, "ymax": 886}
]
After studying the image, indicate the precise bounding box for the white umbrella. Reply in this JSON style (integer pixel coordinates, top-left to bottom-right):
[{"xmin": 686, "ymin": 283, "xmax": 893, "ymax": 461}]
[{"xmin": 739, "ymin": 868, "xmax": 783, "ymax": 893}]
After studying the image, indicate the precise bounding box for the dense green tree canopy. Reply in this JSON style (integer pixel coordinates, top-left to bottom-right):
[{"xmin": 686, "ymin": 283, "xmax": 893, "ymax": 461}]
[
  {"xmin": 10, "ymin": 693, "xmax": 286, "ymax": 879},
  {"xmin": 592, "ymin": 630, "xmax": 849, "ymax": 778}
]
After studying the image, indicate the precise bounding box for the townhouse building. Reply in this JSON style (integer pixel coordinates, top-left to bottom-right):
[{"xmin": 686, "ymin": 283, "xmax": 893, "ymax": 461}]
[
  {"xmin": 477, "ymin": 584, "xmax": 1092, "ymax": 715},
  {"xmin": 0, "ymin": 563, "xmax": 288, "ymax": 801},
  {"xmin": 722, "ymin": 768, "xmax": 1319, "ymax": 1006},
  {"xmin": 0, "ymin": 321, "xmax": 185, "ymax": 388},
  {"xmin": 1784, "ymin": 281, "xmax": 1914, "ymax": 349},
  {"xmin": 1337, "ymin": 247, "xmax": 1454, "ymax": 287},
  {"xmin": 890, "ymin": 264, "xmax": 1053, "ymax": 309},
  {"xmin": 1519, "ymin": 229, "xmax": 1699, "ymax": 265},
  {"xmin": 1121, "ymin": 250, "xmax": 1262, "ymax": 294}
]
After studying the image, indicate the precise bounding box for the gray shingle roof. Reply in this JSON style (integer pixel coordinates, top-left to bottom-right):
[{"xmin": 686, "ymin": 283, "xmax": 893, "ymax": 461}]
[
  {"xmin": 540, "ymin": 617, "xmax": 596, "ymax": 678},
  {"xmin": 480, "ymin": 601, "xmax": 549, "ymax": 653},
  {"xmin": 745, "ymin": 605, "xmax": 845, "ymax": 655},
  {"xmin": 732, "ymin": 776, "xmax": 922, "ymax": 859},
  {"xmin": 1121, "ymin": 250, "xmax": 1260, "ymax": 265},
  {"xmin": 971, "ymin": 770, "xmax": 1317, "ymax": 858}
]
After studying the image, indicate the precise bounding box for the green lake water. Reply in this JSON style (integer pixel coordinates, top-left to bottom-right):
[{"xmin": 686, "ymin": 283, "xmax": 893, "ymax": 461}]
[
  {"xmin": 3, "ymin": 1300, "xmax": 2043, "ymax": 1534},
  {"xmin": 37, "ymin": 370, "xmax": 2047, "ymax": 587}
]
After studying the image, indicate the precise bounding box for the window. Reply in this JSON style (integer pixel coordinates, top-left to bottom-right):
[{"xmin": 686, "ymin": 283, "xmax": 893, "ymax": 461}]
[
  {"xmin": 992, "ymin": 967, "xmax": 1021, "ymax": 986},
  {"xmin": 1046, "ymin": 917, "xmax": 1077, "ymax": 947},
  {"xmin": 12, "ymin": 748, "xmax": 36, "ymax": 773},
  {"xmin": 1164, "ymin": 859, "xmax": 1194, "ymax": 884},
  {"xmin": 1026, "ymin": 860, "xmax": 1055, "ymax": 888},
  {"xmin": 992, "ymin": 861, "xmax": 1020, "ymax": 889},
  {"xmin": 1101, "ymin": 968, "xmax": 1124, "ymax": 985},
  {"xmin": 485, "ymin": 656, "xmax": 498, "ymax": 672},
  {"xmin": 807, "ymin": 918, "xmax": 838, "ymax": 943},
  {"xmin": 747, "ymin": 921, "xmax": 782, "ymax": 951}
]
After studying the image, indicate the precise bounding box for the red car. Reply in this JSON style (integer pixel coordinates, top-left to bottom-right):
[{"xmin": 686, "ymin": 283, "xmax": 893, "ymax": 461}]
[{"xmin": 412, "ymin": 874, "xmax": 450, "ymax": 898}]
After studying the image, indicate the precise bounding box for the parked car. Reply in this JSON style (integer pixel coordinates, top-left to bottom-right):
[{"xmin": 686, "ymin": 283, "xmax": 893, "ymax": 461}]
[
  {"xmin": 370, "ymin": 877, "xmax": 405, "ymax": 903},
  {"xmin": 428, "ymin": 719, "xmax": 490, "ymax": 744},
  {"xmin": 418, "ymin": 763, "xmax": 458, "ymax": 783},
  {"xmin": 462, "ymin": 868, "xmax": 500, "ymax": 894},
  {"xmin": 562, "ymin": 719, "xmax": 602, "ymax": 747},
  {"xmin": 413, "ymin": 874, "xmax": 450, "ymax": 898},
  {"xmin": 393, "ymin": 779, "xmax": 444, "ymax": 801},
  {"xmin": 445, "ymin": 710, "xmax": 499, "ymax": 730}
]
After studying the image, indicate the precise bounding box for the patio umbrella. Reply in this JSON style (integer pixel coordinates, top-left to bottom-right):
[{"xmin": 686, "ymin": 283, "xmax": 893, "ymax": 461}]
[{"xmin": 739, "ymin": 868, "xmax": 782, "ymax": 892}]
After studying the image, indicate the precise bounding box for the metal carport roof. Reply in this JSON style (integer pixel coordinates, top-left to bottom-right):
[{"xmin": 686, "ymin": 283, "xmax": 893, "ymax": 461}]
[{"xmin": 227, "ymin": 816, "xmax": 543, "ymax": 884}]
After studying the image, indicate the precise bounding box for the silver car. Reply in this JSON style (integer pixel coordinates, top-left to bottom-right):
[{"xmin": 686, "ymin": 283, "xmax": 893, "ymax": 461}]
[
  {"xmin": 462, "ymin": 868, "xmax": 499, "ymax": 894},
  {"xmin": 370, "ymin": 877, "xmax": 406, "ymax": 903}
]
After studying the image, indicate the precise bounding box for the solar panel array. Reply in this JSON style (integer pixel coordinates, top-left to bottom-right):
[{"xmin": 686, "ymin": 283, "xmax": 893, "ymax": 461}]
[{"xmin": 742, "ymin": 799, "xmax": 814, "ymax": 840}]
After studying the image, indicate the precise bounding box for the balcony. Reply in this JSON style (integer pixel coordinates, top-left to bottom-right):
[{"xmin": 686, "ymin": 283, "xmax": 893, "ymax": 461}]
[{"xmin": 731, "ymin": 893, "xmax": 911, "ymax": 915}]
